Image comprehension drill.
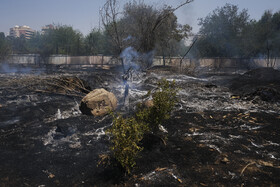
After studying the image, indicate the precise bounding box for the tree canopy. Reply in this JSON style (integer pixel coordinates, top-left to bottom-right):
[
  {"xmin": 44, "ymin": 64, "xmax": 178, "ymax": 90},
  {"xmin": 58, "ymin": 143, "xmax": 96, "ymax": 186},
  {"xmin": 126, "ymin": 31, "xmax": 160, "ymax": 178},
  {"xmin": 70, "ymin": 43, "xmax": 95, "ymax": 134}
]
[
  {"xmin": 1, "ymin": 2, "xmax": 280, "ymax": 62},
  {"xmin": 0, "ymin": 32, "xmax": 11, "ymax": 61},
  {"xmin": 194, "ymin": 4, "xmax": 250, "ymax": 57},
  {"xmin": 101, "ymin": 0, "xmax": 192, "ymax": 69},
  {"xmin": 193, "ymin": 4, "xmax": 280, "ymax": 58}
]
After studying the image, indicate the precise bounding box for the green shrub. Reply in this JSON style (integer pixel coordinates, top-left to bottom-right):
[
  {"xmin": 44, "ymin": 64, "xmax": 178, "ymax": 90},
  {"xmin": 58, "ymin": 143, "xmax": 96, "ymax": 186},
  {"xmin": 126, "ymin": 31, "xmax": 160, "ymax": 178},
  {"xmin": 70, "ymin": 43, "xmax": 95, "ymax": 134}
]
[
  {"xmin": 106, "ymin": 79, "xmax": 178, "ymax": 173},
  {"xmin": 136, "ymin": 78, "xmax": 178, "ymax": 132},
  {"xmin": 106, "ymin": 113, "xmax": 149, "ymax": 174}
]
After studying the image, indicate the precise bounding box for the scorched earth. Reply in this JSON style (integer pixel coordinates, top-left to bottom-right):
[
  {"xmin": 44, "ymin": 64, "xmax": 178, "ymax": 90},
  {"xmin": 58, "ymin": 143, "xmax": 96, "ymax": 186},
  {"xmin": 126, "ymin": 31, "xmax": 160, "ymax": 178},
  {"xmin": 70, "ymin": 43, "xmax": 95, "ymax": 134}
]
[{"xmin": 0, "ymin": 65, "xmax": 279, "ymax": 186}]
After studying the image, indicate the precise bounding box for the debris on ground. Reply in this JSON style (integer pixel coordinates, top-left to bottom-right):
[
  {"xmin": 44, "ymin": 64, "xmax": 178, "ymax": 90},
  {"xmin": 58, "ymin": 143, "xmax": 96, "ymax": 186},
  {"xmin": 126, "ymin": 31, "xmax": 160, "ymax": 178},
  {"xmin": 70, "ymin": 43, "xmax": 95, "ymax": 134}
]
[{"xmin": 0, "ymin": 66, "xmax": 279, "ymax": 186}]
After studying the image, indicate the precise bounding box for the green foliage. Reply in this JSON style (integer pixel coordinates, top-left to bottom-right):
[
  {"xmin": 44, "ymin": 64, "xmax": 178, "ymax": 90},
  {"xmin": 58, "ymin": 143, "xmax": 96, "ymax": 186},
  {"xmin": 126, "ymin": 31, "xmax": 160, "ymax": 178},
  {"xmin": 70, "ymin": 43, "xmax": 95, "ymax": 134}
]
[
  {"xmin": 107, "ymin": 79, "xmax": 178, "ymax": 174},
  {"xmin": 85, "ymin": 29, "xmax": 113, "ymax": 55},
  {"xmin": 44, "ymin": 25, "xmax": 84, "ymax": 56},
  {"xmin": 102, "ymin": 0, "xmax": 191, "ymax": 68},
  {"xmin": 254, "ymin": 10, "xmax": 280, "ymax": 58},
  {"xmin": 193, "ymin": 4, "xmax": 280, "ymax": 58},
  {"xmin": 10, "ymin": 35, "xmax": 29, "ymax": 54},
  {"xmin": 195, "ymin": 4, "xmax": 250, "ymax": 58},
  {"xmin": 136, "ymin": 79, "xmax": 178, "ymax": 132},
  {"xmin": 0, "ymin": 32, "xmax": 11, "ymax": 61},
  {"xmin": 106, "ymin": 113, "xmax": 149, "ymax": 174},
  {"xmin": 12, "ymin": 24, "xmax": 115, "ymax": 56}
]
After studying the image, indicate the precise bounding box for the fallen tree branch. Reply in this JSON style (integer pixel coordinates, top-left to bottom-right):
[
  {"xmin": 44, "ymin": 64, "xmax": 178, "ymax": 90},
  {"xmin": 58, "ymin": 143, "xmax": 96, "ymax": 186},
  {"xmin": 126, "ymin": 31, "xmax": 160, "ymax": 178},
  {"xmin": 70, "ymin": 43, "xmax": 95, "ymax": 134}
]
[
  {"xmin": 240, "ymin": 162, "xmax": 256, "ymax": 176},
  {"xmin": 45, "ymin": 82, "xmax": 84, "ymax": 95},
  {"xmin": 34, "ymin": 89, "xmax": 84, "ymax": 98},
  {"xmin": 180, "ymin": 37, "xmax": 198, "ymax": 66},
  {"xmin": 52, "ymin": 77, "xmax": 91, "ymax": 93},
  {"xmin": 152, "ymin": 0, "xmax": 194, "ymax": 32}
]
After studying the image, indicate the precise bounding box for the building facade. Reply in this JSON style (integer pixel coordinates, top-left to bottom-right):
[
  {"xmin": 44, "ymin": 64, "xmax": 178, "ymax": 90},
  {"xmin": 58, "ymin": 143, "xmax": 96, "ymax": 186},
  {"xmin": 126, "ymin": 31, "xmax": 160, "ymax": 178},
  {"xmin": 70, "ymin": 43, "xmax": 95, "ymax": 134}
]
[
  {"xmin": 41, "ymin": 24, "xmax": 56, "ymax": 35},
  {"xmin": 9, "ymin": 25, "xmax": 35, "ymax": 39}
]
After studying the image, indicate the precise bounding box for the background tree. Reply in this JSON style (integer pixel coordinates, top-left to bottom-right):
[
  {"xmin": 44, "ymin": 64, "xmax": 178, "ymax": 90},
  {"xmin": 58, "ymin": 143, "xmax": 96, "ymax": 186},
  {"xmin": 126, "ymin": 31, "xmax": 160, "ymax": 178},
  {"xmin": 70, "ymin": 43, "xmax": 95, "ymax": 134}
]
[
  {"xmin": 27, "ymin": 31, "xmax": 43, "ymax": 54},
  {"xmin": 85, "ymin": 29, "xmax": 107, "ymax": 55},
  {"xmin": 30, "ymin": 25, "xmax": 84, "ymax": 56},
  {"xmin": 0, "ymin": 32, "xmax": 11, "ymax": 62},
  {"xmin": 194, "ymin": 4, "xmax": 251, "ymax": 58},
  {"xmin": 155, "ymin": 16, "xmax": 191, "ymax": 63},
  {"xmin": 254, "ymin": 10, "xmax": 280, "ymax": 62},
  {"xmin": 101, "ymin": 0, "xmax": 126, "ymax": 55},
  {"xmin": 101, "ymin": 0, "xmax": 193, "ymax": 69},
  {"xmin": 51, "ymin": 25, "xmax": 84, "ymax": 55},
  {"xmin": 10, "ymin": 35, "xmax": 29, "ymax": 54}
]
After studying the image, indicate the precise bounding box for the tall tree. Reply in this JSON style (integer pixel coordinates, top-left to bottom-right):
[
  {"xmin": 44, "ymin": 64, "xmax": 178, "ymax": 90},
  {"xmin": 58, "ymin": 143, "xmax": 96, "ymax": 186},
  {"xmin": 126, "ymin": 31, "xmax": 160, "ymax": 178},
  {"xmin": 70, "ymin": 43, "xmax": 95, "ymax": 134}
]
[
  {"xmin": 0, "ymin": 33, "xmax": 11, "ymax": 62},
  {"xmin": 85, "ymin": 29, "xmax": 107, "ymax": 55},
  {"xmin": 195, "ymin": 4, "xmax": 251, "ymax": 57},
  {"xmin": 10, "ymin": 35, "xmax": 29, "ymax": 54},
  {"xmin": 38, "ymin": 25, "xmax": 84, "ymax": 56},
  {"xmin": 101, "ymin": 0, "xmax": 193, "ymax": 69},
  {"xmin": 255, "ymin": 10, "xmax": 280, "ymax": 59}
]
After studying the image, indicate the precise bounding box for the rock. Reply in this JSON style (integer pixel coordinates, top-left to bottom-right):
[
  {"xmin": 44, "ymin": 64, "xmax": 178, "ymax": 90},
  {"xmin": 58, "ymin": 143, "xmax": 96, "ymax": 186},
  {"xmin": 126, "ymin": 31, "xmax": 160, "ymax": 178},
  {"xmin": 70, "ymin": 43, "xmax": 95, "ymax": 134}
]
[
  {"xmin": 144, "ymin": 100, "xmax": 154, "ymax": 108},
  {"xmin": 205, "ymin": 83, "xmax": 217, "ymax": 88},
  {"xmin": 220, "ymin": 157, "xmax": 230, "ymax": 164},
  {"xmin": 80, "ymin": 88, "xmax": 117, "ymax": 116}
]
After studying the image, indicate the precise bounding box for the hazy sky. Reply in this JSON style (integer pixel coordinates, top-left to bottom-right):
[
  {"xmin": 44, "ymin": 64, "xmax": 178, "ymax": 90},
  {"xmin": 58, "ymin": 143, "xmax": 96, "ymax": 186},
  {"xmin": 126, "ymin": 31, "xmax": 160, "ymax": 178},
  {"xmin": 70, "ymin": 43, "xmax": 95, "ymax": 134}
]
[{"xmin": 1, "ymin": 0, "xmax": 280, "ymax": 36}]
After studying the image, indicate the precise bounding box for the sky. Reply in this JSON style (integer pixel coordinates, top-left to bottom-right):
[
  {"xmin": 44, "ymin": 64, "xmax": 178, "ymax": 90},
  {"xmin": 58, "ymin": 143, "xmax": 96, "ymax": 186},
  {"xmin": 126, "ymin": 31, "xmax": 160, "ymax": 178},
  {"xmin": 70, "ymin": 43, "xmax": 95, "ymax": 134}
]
[{"xmin": 0, "ymin": 0, "xmax": 280, "ymax": 36}]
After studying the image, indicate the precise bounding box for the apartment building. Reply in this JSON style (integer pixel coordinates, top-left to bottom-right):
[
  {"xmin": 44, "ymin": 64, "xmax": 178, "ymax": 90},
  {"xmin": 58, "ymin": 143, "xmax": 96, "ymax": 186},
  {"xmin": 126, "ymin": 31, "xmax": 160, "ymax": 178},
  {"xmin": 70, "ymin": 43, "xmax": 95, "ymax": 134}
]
[
  {"xmin": 41, "ymin": 24, "xmax": 56, "ymax": 35},
  {"xmin": 9, "ymin": 25, "xmax": 35, "ymax": 39}
]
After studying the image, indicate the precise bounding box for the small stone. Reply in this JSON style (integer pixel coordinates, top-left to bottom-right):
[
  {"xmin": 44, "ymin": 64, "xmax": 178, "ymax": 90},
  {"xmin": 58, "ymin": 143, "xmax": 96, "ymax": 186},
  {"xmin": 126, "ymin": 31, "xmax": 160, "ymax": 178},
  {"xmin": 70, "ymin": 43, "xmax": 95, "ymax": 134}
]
[
  {"xmin": 48, "ymin": 173, "xmax": 55, "ymax": 178},
  {"xmin": 221, "ymin": 157, "xmax": 230, "ymax": 164},
  {"xmin": 144, "ymin": 100, "xmax": 154, "ymax": 108}
]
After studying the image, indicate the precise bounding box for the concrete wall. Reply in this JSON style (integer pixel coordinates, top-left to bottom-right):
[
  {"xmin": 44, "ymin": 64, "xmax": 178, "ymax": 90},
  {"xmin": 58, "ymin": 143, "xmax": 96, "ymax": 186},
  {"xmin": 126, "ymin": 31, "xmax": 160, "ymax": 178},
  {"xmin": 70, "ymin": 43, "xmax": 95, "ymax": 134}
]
[
  {"xmin": 6, "ymin": 54, "xmax": 117, "ymax": 66},
  {"xmin": 47, "ymin": 55, "xmax": 115, "ymax": 65},
  {"xmin": 7, "ymin": 54, "xmax": 41, "ymax": 65},
  {"xmin": 5, "ymin": 54, "xmax": 280, "ymax": 69},
  {"xmin": 153, "ymin": 57, "xmax": 280, "ymax": 70}
]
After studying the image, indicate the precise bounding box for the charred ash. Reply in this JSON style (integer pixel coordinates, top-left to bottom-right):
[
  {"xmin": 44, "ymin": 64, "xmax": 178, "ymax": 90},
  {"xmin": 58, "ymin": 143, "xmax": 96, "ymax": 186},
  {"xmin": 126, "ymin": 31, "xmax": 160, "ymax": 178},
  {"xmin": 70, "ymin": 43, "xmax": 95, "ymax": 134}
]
[{"xmin": 0, "ymin": 65, "xmax": 279, "ymax": 186}]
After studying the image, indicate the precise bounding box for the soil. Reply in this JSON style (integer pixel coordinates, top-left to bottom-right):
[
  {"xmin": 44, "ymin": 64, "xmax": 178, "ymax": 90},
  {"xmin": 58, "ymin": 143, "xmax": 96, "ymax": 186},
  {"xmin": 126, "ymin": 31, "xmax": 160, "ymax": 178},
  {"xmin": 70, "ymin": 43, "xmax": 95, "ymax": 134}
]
[
  {"xmin": 0, "ymin": 65, "xmax": 279, "ymax": 186},
  {"xmin": 229, "ymin": 68, "xmax": 280, "ymax": 102}
]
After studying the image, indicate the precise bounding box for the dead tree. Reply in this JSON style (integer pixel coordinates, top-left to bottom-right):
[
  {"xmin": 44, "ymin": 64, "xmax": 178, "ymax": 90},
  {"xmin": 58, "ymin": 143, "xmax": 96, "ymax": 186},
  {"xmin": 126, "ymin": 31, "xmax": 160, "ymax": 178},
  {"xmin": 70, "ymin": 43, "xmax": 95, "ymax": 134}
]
[
  {"xmin": 152, "ymin": 0, "xmax": 193, "ymax": 33},
  {"xmin": 101, "ymin": 0, "xmax": 126, "ymax": 73},
  {"xmin": 179, "ymin": 36, "xmax": 197, "ymax": 70}
]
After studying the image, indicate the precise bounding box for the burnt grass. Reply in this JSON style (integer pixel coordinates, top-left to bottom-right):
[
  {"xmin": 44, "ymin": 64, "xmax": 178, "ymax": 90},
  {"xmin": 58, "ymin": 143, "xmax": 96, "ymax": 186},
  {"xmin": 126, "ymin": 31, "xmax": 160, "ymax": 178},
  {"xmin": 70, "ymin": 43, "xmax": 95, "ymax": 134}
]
[{"xmin": 0, "ymin": 65, "xmax": 280, "ymax": 186}]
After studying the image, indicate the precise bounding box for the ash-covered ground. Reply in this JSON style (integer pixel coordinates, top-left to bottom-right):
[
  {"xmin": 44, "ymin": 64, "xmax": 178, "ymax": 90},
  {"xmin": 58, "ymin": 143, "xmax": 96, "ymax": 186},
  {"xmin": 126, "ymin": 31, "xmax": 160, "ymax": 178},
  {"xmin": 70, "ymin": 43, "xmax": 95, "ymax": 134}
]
[{"xmin": 0, "ymin": 65, "xmax": 279, "ymax": 186}]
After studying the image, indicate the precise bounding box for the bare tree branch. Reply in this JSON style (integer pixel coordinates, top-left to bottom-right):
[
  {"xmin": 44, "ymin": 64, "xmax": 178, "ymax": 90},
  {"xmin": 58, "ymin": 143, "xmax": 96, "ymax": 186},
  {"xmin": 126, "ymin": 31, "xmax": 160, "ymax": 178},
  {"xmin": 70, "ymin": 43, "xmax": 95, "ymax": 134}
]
[{"xmin": 152, "ymin": 0, "xmax": 194, "ymax": 32}]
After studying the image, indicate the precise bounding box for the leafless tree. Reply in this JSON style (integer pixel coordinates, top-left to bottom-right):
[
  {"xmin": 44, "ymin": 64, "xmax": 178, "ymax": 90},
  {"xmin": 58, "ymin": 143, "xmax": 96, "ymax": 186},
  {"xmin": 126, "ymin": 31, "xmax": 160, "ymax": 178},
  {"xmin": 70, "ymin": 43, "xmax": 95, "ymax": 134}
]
[{"xmin": 101, "ymin": 0, "xmax": 126, "ymax": 72}]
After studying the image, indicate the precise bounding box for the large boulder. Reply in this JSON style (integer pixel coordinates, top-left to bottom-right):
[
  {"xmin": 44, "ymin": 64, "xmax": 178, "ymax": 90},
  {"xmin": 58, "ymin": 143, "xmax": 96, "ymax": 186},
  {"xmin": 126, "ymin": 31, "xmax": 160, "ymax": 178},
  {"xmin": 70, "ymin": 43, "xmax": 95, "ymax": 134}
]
[{"xmin": 80, "ymin": 88, "xmax": 117, "ymax": 116}]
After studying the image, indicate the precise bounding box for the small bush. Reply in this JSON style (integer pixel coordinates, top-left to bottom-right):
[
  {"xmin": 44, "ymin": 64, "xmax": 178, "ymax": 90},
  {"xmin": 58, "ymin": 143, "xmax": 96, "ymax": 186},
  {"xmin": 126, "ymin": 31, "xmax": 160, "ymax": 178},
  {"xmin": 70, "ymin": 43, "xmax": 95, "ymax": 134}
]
[
  {"xmin": 136, "ymin": 78, "xmax": 178, "ymax": 132},
  {"xmin": 106, "ymin": 79, "xmax": 178, "ymax": 173},
  {"xmin": 106, "ymin": 113, "xmax": 149, "ymax": 174}
]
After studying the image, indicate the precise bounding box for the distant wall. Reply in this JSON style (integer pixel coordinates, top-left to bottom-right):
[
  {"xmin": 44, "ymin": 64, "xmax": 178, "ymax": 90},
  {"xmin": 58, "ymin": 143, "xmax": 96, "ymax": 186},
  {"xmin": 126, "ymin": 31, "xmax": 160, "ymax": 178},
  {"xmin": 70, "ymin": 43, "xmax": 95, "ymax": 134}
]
[
  {"xmin": 5, "ymin": 54, "xmax": 280, "ymax": 69},
  {"xmin": 153, "ymin": 57, "xmax": 280, "ymax": 70},
  {"xmin": 7, "ymin": 54, "xmax": 41, "ymax": 65},
  {"xmin": 6, "ymin": 54, "xmax": 118, "ymax": 66},
  {"xmin": 47, "ymin": 55, "xmax": 115, "ymax": 65}
]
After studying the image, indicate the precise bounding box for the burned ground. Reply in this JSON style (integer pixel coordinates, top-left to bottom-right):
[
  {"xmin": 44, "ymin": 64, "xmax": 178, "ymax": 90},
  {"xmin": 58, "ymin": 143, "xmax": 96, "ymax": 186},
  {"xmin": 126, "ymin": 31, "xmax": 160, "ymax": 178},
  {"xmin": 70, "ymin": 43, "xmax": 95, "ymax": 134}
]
[{"xmin": 0, "ymin": 66, "xmax": 279, "ymax": 186}]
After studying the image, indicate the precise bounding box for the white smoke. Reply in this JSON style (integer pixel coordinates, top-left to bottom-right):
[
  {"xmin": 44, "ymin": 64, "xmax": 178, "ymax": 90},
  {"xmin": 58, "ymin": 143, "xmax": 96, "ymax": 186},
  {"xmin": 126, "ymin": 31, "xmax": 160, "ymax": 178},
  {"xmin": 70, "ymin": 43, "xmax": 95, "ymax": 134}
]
[
  {"xmin": 0, "ymin": 63, "xmax": 32, "ymax": 74},
  {"xmin": 120, "ymin": 46, "xmax": 154, "ymax": 71},
  {"xmin": 120, "ymin": 46, "xmax": 140, "ymax": 71}
]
